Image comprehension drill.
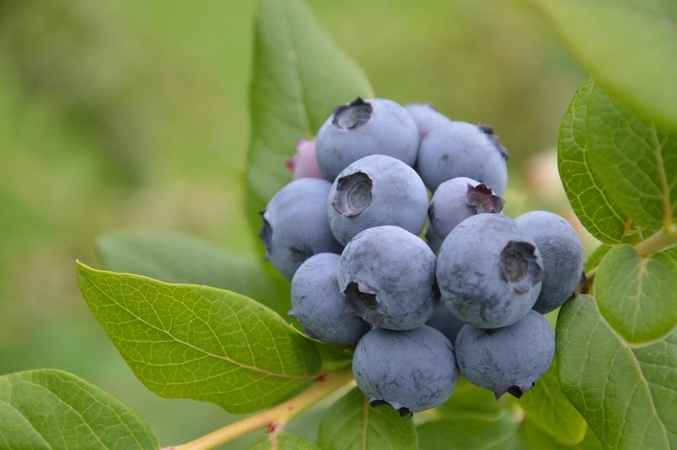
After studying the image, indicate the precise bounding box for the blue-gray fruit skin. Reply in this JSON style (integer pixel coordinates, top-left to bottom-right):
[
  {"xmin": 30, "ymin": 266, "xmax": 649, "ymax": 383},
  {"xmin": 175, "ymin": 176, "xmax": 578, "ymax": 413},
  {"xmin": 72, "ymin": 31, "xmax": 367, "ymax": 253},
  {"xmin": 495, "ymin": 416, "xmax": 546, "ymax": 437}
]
[
  {"xmin": 516, "ymin": 211, "xmax": 585, "ymax": 314},
  {"xmin": 338, "ymin": 226, "xmax": 438, "ymax": 331},
  {"xmin": 328, "ymin": 155, "xmax": 428, "ymax": 246},
  {"xmin": 289, "ymin": 253, "xmax": 369, "ymax": 346},
  {"xmin": 437, "ymin": 214, "xmax": 544, "ymax": 329},
  {"xmin": 404, "ymin": 103, "xmax": 453, "ymax": 142},
  {"xmin": 316, "ymin": 97, "xmax": 419, "ymax": 181},
  {"xmin": 416, "ymin": 121, "xmax": 509, "ymax": 194},
  {"xmin": 425, "ymin": 304, "xmax": 466, "ymax": 345},
  {"xmin": 428, "ymin": 177, "xmax": 505, "ymax": 240},
  {"xmin": 259, "ymin": 178, "xmax": 343, "ymax": 280},
  {"xmin": 353, "ymin": 326, "xmax": 458, "ymax": 415},
  {"xmin": 425, "ymin": 225, "xmax": 443, "ymax": 254},
  {"xmin": 455, "ymin": 310, "xmax": 555, "ymax": 399}
]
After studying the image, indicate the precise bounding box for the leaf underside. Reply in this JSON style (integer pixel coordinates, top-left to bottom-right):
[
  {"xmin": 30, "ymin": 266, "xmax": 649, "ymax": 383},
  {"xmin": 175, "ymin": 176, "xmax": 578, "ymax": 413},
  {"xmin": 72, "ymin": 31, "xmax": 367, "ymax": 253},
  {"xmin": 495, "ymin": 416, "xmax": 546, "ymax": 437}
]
[
  {"xmin": 0, "ymin": 369, "xmax": 159, "ymax": 450},
  {"xmin": 77, "ymin": 262, "xmax": 321, "ymax": 414}
]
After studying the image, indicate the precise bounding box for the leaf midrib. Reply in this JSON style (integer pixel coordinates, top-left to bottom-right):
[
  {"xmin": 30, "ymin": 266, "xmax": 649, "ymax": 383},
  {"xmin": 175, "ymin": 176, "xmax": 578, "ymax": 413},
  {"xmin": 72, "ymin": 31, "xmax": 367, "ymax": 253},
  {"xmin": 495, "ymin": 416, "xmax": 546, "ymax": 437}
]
[
  {"xmin": 649, "ymin": 124, "xmax": 674, "ymax": 229},
  {"xmin": 81, "ymin": 271, "xmax": 315, "ymax": 381},
  {"xmin": 575, "ymin": 297, "xmax": 670, "ymax": 447}
]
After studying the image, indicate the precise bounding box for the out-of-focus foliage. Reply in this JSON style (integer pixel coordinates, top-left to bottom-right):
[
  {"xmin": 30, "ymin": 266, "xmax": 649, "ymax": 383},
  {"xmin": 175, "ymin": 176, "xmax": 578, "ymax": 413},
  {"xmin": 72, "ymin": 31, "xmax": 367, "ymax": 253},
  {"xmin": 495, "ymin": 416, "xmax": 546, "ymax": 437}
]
[{"xmin": 0, "ymin": 0, "xmax": 584, "ymax": 447}]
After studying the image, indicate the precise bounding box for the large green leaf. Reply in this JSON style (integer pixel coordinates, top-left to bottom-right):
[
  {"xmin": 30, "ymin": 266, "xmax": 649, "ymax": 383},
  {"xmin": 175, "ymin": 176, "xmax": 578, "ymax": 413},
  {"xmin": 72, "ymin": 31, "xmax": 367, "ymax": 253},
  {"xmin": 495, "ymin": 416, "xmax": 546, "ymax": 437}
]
[
  {"xmin": 536, "ymin": 0, "xmax": 677, "ymax": 131},
  {"xmin": 96, "ymin": 229, "xmax": 290, "ymax": 318},
  {"xmin": 585, "ymin": 244, "xmax": 612, "ymax": 273},
  {"xmin": 519, "ymin": 421, "xmax": 602, "ymax": 450},
  {"xmin": 76, "ymin": 262, "xmax": 321, "ymax": 414},
  {"xmin": 0, "ymin": 369, "xmax": 158, "ymax": 450},
  {"xmin": 317, "ymin": 387, "xmax": 417, "ymax": 450},
  {"xmin": 557, "ymin": 294, "xmax": 677, "ymax": 449},
  {"xmin": 434, "ymin": 378, "xmax": 506, "ymax": 421},
  {"xmin": 519, "ymin": 360, "xmax": 587, "ymax": 445},
  {"xmin": 559, "ymin": 78, "xmax": 677, "ymax": 243},
  {"xmin": 417, "ymin": 409, "xmax": 525, "ymax": 450},
  {"xmin": 245, "ymin": 0, "xmax": 374, "ymax": 234},
  {"xmin": 249, "ymin": 432, "xmax": 319, "ymax": 450},
  {"xmin": 596, "ymin": 244, "xmax": 677, "ymax": 344}
]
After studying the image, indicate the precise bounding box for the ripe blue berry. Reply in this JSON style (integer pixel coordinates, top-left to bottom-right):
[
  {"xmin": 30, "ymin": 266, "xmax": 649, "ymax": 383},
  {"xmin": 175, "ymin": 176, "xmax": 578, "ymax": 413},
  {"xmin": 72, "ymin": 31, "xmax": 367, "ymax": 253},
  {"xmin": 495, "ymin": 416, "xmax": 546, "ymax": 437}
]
[
  {"xmin": 290, "ymin": 253, "xmax": 369, "ymax": 346},
  {"xmin": 353, "ymin": 326, "xmax": 458, "ymax": 415},
  {"xmin": 259, "ymin": 178, "xmax": 342, "ymax": 280},
  {"xmin": 437, "ymin": 214, "xmax": 544, "ymax": 328},
  {"xmin": 328, "ymin": 155, "xmax": 428, "ymax": 246},
  {"xmin": 416, "ymin": 121, "xmax": 508, "ymax": 194},
  {"xmin": 338, "ymin": 226, "xmax": 438, "ymax": 331},
  {"xmin": 516, "ymin": 211, "xmax": 586, "ymax": 314},
  {"xmin": 316, "ymin": 98, "xmax": 419, "ymax": 181},
  {"xmin": 455, "ymin": 310, "xmax": 555, "ymax": 399},
  {"xmin": 428, "ymin": 177, "xmax": 505, "ymax": 240},
  {"xmin": 404, "ymin": 102, "xmax": 453, "ymax": 141},
  {"xmin": 425, "ymin": 304, "xmax": 466, "ymax": 345}
]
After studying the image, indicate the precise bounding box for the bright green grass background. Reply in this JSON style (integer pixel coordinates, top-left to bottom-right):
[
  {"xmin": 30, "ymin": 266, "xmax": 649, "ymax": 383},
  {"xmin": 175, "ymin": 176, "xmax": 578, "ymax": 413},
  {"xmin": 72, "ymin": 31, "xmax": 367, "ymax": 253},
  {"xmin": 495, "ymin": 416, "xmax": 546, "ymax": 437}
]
[{"xmin": 0, "ymin": 0, "xmax": 586, "ymax": 447}]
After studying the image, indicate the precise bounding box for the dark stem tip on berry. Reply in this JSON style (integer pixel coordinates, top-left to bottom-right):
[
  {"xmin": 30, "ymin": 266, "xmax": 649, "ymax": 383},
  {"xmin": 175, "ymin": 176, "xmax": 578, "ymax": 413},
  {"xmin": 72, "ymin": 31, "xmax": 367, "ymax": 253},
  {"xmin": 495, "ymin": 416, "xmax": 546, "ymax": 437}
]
[
  {"xmin": 479, "ymin": 123, "xmax": 494, "ymax": 135},
  {"xmin": 333, "ymin": 172, "xmax": 373, "ymax": 217},
  {"xmin": 344, "ymin": 281, "xmax": 383, "ymax": 328},
  {"xmin": 369, "ymin": 399, "xmax": 389, "ymax": 408},
  {"xmin": 465, "ymin": 183, "xmax": 506, "ymax": 214},
  {"xmin": 332, "ymin": 97, "xmax": 373, "ymax": 129},
  {"xmin": 479, "ymin": 125, "xmax": 510, "ymax": 160},
  {"xmin": 258, "ymin": 214, "xmax": 273, "ymax": 260},
  {"xmin": 427, "ymin": 201, "xmax": 436, "ymax": 220},
  {"xmin": 498, "ymin": 241, "xmax": 544, "ymax": 293},
  {"xmin": 398, "ymin": 407, "xmax": 414, "ymax": 418},
  {"xmin": 506, "ymin": 385, "xmax": 524, "ymax": 399}
]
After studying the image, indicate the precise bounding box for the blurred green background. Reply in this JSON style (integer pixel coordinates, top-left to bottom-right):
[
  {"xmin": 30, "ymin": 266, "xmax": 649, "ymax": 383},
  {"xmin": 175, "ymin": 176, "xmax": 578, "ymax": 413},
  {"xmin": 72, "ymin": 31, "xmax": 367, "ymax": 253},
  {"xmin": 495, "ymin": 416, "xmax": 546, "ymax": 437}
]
[{"xmin": 0, "ymin": 0, "xmax": 594, "ymax": 447}]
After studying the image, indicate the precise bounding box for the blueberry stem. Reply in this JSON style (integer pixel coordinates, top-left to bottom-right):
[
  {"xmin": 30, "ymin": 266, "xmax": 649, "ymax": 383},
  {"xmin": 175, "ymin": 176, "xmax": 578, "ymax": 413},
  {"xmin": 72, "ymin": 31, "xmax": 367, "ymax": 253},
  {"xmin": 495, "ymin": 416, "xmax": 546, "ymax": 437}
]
[
  {"xmin": 579, "ymin": 224, "xmax": 677, "ymax": 294},
  {"xmin": 171, "ymin": 367, "xmax": 355, "ymax": 450}
]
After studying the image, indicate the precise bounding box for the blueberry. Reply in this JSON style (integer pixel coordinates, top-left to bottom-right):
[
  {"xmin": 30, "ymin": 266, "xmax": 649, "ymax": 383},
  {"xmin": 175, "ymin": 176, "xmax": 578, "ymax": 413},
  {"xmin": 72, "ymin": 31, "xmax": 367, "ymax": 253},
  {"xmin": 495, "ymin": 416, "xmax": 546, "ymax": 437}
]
[
  {"xmin": 425, "ymin": 224, "xmax": 443, "ymax": 255},
  {"xmin": 416, "ymin": 121, "xmax": 509, "ymax": 194},
  {"xmin": 437, "ymin": 214, "xmax": 544, "ymax": 328},
  {"xmin": 328, "ymin": 155, "xmax": 428, "ymax": 246},
  {"xmin": 338, "ymin": 226, "xmax": 438, "ymax": 330},
  {"xmin": 259, "ymin": 178, "xmax": 343, "ymax": 280},
  {"xmin": 289, "ymin": 253, "xmax": 369, "ymax": 346},
  {"xmin": 455, "ymin": 310, "xmax": 555, "ymax": 399},
  {"xmin": 428, "ymin": 177, "xmax": 505, "ymax": 240},
  {"xmin": 316, "ymin": 98, "xmax": 419, "ymax": 181},
  {"xmin": 515, "ymin": 211, "xmax": 585, "ymax": 314},
  {"xmin": 404, "ymin": 102, "xmax": 453, "ymax": 141},
  {"xmin": 425, "ymin": 304, "xmax": 466, "ymax": 345},
  {"xmin": 352, "ymin": 326, "xmax": 458, "ymax": 415}
]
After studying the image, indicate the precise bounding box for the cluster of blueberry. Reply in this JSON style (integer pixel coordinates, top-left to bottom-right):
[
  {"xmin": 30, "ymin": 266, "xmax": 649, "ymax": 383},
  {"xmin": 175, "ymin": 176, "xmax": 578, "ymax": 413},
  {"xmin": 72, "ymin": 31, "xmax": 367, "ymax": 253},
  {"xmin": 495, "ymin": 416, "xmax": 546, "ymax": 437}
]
[{"xmin": 260, "ymin": 98, "xmax": 585, "ymax": 417}]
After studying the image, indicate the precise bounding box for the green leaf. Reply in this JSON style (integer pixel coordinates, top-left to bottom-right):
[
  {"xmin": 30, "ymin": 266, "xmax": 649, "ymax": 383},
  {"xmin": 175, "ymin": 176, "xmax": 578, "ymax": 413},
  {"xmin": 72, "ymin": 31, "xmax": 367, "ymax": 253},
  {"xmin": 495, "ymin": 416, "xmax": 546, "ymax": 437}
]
[
  {"xmin": 559, "ymin": 78, "xmax": 677, "ymax": 243},
  {"xmin": 519, "ymin": 360, "xmax": 587, "ymax": 445},
  {"xmin": 585, "ymin": 244, "xmax": 612, "ymax": 272},
  {"xmin": 557, "ymin": 294, "xmax": 677, "ymax": 449},
  {"xmin": 434, "ymin": 378, "xmax": 506, "ymax": 421},
  {"xmin": 96, "ymin": 229, "xmax": 291, "ymax": 318},
  {"xmin": 317, "ymin": 387, "xmax": 417, "ymax": 450},
  {"xmin": 76, "ymin": 262, "xmax": 321, "ymax": 414},
  {"xmin": 0, "ymin": 369, "xmax": 158, "ymax": 450},
  {"xmin": 417, "ymin": 409, "xmax": 525, "ymax": 450},
  {"xmin": 249, "ymin": 432, "xmax": 320, "ymax": 450},
  {"xmin": 596, "ymin": 244, "xmax": 677, "ymax": 344},
  {"xmin": 536, "ymin": 0, "xmax": 677, "ymax": 131},
  {"xmin": 519, "ymin": 421, "xmax": 602, "ymax": 450},
  {"xmin": 245, "ymin": 0, "xmax": 374, "ymax": 234}
]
